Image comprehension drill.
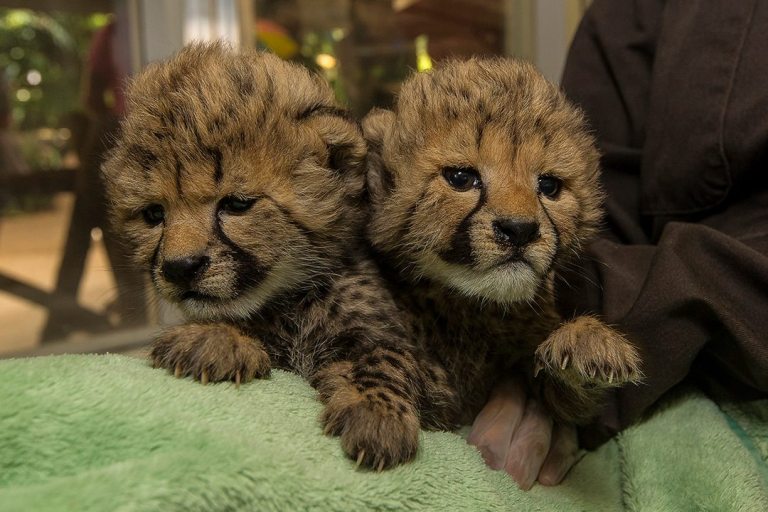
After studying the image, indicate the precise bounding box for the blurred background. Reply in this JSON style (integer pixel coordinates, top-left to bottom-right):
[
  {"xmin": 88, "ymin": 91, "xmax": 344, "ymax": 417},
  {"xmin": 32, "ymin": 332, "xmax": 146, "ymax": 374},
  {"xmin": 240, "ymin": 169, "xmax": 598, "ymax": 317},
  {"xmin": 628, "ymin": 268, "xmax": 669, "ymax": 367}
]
[{"xmin": 0, "ymin": 0, "xmax": 590, "ymax": 358}]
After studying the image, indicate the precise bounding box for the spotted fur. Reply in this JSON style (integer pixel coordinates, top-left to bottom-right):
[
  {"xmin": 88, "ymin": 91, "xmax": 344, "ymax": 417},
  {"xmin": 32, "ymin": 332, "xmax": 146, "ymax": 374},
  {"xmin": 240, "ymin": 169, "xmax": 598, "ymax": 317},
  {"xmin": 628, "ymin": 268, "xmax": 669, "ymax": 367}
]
[
  {"xmin": 364, "ymin": 58, "xmax": 642, "ymax": 426},
  {"xmin": 103, "ymin": 43, "xmax": 440, "ymax": 470}
]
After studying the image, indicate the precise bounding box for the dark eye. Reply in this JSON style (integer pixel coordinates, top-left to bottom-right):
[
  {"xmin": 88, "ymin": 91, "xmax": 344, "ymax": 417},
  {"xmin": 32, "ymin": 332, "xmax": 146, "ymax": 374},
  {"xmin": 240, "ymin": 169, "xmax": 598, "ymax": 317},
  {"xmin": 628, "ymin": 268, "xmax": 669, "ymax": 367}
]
[
  {"xmin": 141, "ymin": 204, "xmax": 165, "ymax": 226},
  {"xmin": 219, "ymin": 196, "xmax": 256, "ymax": 214},
  {"xmin": 538, "ymin": 175, "xmax": 562, "ymax": 199},
  {"xmin": 443, "ymin": 166, "xmax": 481, "ymax": 192}
]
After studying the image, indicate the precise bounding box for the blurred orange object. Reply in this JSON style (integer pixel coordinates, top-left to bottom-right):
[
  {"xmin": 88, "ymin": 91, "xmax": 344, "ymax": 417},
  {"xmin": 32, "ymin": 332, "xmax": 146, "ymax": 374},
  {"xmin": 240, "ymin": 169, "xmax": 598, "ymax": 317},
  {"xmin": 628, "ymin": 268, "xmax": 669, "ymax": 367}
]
[{"xmin": 256, "ymin": 19, "xmax": 299, "ymax": 59}]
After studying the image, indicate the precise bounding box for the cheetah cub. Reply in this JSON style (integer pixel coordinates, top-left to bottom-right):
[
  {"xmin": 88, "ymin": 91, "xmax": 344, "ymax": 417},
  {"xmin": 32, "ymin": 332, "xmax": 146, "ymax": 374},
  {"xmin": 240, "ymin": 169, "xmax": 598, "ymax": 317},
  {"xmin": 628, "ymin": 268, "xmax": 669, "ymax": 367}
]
[
  {"xmin": 364, "ymin": 58, "xmax": 642, "ymax": 427},
  {"xmin": 103, "ymin": 43, "xmax": 433, "ymax": 470}
]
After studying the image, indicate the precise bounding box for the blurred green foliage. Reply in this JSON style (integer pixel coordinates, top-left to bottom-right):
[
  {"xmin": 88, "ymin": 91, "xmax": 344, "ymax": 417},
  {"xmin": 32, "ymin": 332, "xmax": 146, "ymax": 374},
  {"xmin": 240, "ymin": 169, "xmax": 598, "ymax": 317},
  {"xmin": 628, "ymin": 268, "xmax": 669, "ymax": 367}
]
[
  {"xmin": 0, "ymin": 8, "xmax": 110, "ymax": 130},
  {"xmin": 0, "ymin": 9, "xmax": 109, "ymax": 213}
]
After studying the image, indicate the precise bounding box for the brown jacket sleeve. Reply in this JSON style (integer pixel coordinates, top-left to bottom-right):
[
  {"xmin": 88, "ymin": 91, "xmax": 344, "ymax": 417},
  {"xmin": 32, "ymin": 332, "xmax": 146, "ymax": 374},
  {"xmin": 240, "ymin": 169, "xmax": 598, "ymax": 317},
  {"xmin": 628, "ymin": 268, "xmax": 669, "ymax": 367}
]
[{"xmin": 558, "ymin": 0, "xmax": 768, "ymax": 446}]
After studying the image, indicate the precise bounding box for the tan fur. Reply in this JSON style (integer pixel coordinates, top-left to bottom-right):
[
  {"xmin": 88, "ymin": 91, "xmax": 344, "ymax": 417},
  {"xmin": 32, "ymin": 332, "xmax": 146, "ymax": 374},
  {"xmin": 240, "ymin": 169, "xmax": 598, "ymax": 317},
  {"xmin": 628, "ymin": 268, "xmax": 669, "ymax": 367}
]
[
  {"xmin": 105, "ymin": 47, "xmax": 641, "ymax": 468},
  {"xmin": 103, "ymin": 43, "xmax": 367, "ymax": 321},
  {"xmin": 151, "ymin": 323, "xmax": 270, "ymax": 383},
  {"xmin": 103, "ymin": 43, "xmax": 439, "ymax": 469},
  {"xmin": 364, "ymin": 58, "xmax": 642, "ymax": 426}
]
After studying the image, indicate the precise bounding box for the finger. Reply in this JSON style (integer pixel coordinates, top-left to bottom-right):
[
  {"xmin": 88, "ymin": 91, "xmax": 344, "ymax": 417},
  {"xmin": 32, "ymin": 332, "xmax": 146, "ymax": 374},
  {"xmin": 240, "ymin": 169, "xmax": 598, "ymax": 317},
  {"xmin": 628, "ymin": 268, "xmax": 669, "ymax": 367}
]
[
  {"xmin": 538, "ymin": 423, "xmax": 580, "ymax": 486},
  {"xmin": 504, "ymin": 399, "xmax": 553, "ymax": 490},
  {"xmin": 467, "ymin": 379, "xmax": 527, "ymax": 470},
  {"xmin": 467, "ymin": 379, "xmax": 526, "ymax": 444}
]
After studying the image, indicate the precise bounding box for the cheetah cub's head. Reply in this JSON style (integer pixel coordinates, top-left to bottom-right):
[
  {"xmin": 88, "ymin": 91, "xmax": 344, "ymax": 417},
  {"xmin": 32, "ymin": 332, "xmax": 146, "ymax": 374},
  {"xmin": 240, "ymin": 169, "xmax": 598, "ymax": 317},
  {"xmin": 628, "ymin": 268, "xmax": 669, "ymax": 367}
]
[
  {"xmin": 364, "ymin": 58, "xmax": 602, "ymax": 304},
  {"xmin": 103, "ymin": 43, "xmax": 365, "ymax": 320}
]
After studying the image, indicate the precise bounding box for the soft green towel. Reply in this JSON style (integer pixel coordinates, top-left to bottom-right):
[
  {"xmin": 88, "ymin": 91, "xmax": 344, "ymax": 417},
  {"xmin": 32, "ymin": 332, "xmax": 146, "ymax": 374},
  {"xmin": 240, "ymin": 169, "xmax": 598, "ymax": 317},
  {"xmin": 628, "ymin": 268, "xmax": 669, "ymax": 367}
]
[{"xmin": 1, "ymin": 354, "xmax": 766, "ymax": 511}]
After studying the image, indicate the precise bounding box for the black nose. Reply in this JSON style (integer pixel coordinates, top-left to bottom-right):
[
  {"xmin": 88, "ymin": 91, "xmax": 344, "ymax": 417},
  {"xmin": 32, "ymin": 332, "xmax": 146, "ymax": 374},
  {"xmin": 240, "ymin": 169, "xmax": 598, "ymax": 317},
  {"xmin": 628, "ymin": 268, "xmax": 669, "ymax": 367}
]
[
  {"xmin": 493, "ymin": 218, "xmax": 541, "ymax": 247},
  {"xmin": 161, "ymin": 256, "xmax": 209, "ymax": 287}
]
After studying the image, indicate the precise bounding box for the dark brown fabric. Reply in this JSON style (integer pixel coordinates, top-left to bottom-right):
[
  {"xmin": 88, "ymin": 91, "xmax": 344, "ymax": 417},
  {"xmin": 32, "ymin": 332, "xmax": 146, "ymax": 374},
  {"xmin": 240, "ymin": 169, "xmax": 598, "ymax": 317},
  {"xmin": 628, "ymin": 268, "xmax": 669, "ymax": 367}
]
[{"xmin": 557, "ymin": 0, "xmax": 768, "ymax": 447}]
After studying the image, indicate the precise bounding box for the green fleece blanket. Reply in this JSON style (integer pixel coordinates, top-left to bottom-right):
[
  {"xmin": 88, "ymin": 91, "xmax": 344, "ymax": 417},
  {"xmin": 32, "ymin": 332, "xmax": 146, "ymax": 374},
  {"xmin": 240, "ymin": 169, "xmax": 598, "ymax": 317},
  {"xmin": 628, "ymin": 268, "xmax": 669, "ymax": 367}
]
[{"xmin": 1, "ymin": 354, "xmax": 766, "ymax": 511}]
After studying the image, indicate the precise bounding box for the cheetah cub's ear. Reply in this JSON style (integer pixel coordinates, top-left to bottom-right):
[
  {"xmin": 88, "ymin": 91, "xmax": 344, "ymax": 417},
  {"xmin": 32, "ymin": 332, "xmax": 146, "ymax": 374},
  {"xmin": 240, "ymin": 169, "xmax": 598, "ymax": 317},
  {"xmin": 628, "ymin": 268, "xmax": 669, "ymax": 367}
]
[
  {"xmin": 302, "ymin": 102, "xmax": 367, "ymax": 178},
  {"xmin": 363, "ymin": 107, "xmax": 395, "ymax": 144},
  {"xmin": 362, "ymin": 108, "xmax": 396, "ymax": 204}
]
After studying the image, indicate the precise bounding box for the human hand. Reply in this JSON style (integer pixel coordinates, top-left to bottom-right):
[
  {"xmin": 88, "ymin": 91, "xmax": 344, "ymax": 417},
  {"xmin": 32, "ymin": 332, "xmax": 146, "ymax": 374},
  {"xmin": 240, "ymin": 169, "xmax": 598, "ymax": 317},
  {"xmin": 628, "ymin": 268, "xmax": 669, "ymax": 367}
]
[{"xmin": 466, "ymin": 378, "xmax": 582, "ymax": 490}]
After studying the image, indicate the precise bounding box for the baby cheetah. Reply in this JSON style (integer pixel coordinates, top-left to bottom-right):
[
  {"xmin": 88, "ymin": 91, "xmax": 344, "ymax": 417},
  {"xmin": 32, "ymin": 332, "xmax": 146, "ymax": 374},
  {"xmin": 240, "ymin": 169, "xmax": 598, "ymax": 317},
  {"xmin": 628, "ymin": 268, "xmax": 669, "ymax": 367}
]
[
  {"xmin": 364, "ymin": 58, "xmax": 642, "ymax": 427},
  {"xmin": 103, "ymin": 43, "xmax": 442, "ymax": 470}
]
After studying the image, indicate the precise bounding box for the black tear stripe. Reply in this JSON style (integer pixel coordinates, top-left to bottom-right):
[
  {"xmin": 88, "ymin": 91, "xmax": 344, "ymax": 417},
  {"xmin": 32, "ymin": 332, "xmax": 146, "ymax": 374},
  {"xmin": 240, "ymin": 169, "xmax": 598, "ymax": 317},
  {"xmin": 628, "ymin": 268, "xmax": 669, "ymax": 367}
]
[
  {"xmin": 538, "ymin": 197, "xmax": 561, "ymax": 276},
  {"xmin": 440, "ymin": 187, "xmax": 487, "ymax": 266},
  {"xmin": 213, "ymin": 215, "xmax": 268, "ymax": 293},
  {"xmin": 150, "ymin": 232, "xmax": 163, "ymax": 272},
  {"xmin": 266, "ymin": 199, "xmax": 320, "ymax": 245},
  {"xmin": 206, "ymin": 147, "xmax": 223, "ymax": 183},
  {"xmin": 149, "ymin": 232, "xmax": 164, "ymax": 289}
]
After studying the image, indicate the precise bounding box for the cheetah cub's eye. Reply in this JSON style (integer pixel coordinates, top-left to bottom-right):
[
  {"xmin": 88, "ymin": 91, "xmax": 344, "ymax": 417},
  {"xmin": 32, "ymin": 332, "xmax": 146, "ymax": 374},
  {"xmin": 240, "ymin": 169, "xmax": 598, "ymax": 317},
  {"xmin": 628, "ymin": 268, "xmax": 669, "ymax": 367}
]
[
  {"xmin": 537, "ymin": 175, "xmax": 562, "ymax": 199},
  {"xmin": 218, "ymin": 196, "xmax": 256, "ymax": 215},
  {"xmin": 142, "ymin": 204, "xmax": 165, "ymax": 226},
  {"xmin": 443, "ymin": 166, "xmax": 482, "ymax": 192}
]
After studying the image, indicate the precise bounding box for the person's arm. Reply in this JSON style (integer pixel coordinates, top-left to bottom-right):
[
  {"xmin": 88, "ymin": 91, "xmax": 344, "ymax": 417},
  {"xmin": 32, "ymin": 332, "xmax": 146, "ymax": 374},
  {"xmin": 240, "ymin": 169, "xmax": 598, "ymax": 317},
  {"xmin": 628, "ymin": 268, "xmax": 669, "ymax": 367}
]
[
  {"xmin": 558, "ymin": 208, "xmax": 768, "ymax": 446},
  {"xmin": 559, "ymin": 0, "xmax": 768, "ymax": 446},
  {"xmin": 471, "ymin": 0, "xmax": 768, "ymax": 475}
]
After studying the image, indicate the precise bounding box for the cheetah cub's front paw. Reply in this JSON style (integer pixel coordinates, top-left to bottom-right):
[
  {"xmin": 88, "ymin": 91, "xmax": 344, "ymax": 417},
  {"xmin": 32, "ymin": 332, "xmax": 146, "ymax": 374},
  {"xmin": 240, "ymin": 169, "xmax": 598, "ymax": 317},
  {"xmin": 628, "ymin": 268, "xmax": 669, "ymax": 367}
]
[
  {"xmin": 318, "ymin": 371, "xmax": 419, "ymax": 471},
  {"xmin": 150, "ymin": 323, "xmax": 270, "ymax": 385},
  {"xmin": 535, "ymin": 316, "xmax": 642, "ymax": 388},
  {"xmin": 322, "ymin": 401, "xmax": 420, "ymax": 471}
]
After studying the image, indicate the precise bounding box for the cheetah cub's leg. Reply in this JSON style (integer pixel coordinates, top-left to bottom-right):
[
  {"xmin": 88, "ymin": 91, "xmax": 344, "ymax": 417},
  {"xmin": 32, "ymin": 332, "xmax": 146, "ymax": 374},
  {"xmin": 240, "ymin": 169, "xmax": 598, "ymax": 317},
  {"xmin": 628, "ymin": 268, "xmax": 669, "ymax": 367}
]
[
  {"xmin": 151, "ymin": 323, "xmax": 271, "ymax": 386},
  {"xmin": 532, "ymin": 316, "xmax": 642, "ymax": 424},
  {"xmin": 535, "ymin": 316, "xmax": 642, "ymax": 387},
  {"xmin": 312, "ymin": 346, "xmax": 422, "ymax": 471}
]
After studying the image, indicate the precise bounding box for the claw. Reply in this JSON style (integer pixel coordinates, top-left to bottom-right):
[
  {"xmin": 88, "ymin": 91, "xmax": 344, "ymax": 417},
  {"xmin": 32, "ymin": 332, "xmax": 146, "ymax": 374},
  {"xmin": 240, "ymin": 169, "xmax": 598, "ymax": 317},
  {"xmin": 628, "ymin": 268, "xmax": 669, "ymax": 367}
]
[
  {"xmin": 356, "ymin": 450, "xmax": 366, "ymax": 468},
  {"xmin": 201, "ymin": 370, "xmax": 209, "ymax": 385},
  {"xmin": 608, "ymin": 371, "xmax": 614, "ymax": 384},
  {"xmin": 590, "ymin": 367, "xmax": 597, "ymax": 379},
  {"xmin": 377, "ymin": 459, "xmax": 385, "ymax": 472},
  {"xmin": 534, "ymin": 361, "xmax": 543, "ymax": 378},
  {"xmin": 561, "ymin": 354, "xmax": 569, "ymax": 370},
  {"xmin": 235, "ymin": 370, "xmax": 241, "ymax": 389},
  {"xmin": 174, "ymin": 364, "xmax": 182, "ymax": 378}
]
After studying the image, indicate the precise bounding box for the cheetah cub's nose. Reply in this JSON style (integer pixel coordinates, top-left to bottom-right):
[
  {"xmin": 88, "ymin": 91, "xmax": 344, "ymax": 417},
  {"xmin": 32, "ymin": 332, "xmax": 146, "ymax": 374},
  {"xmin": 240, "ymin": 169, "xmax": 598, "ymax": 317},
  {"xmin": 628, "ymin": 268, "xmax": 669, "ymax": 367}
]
[
  {"xmin": 162, "ymin": 255, "xmax": 210, "ymax": 287},
  {"xmin": 493, "ymin": 218, "xmax": 541, "ymax": 247}
]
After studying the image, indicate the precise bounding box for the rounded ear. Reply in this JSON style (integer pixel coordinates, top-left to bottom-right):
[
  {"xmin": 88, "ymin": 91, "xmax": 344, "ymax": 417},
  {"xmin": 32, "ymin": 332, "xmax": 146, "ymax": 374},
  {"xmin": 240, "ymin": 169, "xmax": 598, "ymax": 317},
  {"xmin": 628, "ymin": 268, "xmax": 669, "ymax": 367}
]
[
  {"xmin": 362, "ymin": 107, "xmax": 394, "ymax": 147},
  {"xmin": 362, "ymin": 108, "xmax": 395, "ymax": 204},
  {"xmin": 302, "ymin": 111, "xmax": 366, "ymax": 176}
]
